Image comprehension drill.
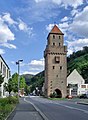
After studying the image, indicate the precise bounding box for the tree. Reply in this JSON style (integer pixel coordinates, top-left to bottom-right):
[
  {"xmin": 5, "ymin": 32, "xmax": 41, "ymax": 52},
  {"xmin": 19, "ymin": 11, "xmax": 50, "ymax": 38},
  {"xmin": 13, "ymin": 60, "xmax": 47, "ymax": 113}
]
[
  {"xmin": 25, "ymin": 85, "xmax": 30, "ymax": 95},
  {"xmin": 11, "ymin": 73, "xmax": 27, "ymax": 94},
  {"xmin": 20, "ymin": 76, "xmax": 26, "ymax": 89},
  {"xmin": 12, "ymin": 73, "xmax": 18, "ymax": 93},
  {"xmin": 80, "ymin": 63, "xmax": 88, "ymax": 83},
  {"xmin": 4, "ymin": 78, "xmax": 13, "ymax": 96},
  {"xmin": 0, "ymin": 72, "xmax": 4, "ymax": 87}
]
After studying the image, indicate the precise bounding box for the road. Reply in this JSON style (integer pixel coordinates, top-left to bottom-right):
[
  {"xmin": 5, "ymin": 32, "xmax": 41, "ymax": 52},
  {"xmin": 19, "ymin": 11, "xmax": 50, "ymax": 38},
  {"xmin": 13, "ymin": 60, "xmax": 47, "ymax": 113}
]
[{"xmin": 25, "ymin": 96, "xmax": 88, "ymax": 120}]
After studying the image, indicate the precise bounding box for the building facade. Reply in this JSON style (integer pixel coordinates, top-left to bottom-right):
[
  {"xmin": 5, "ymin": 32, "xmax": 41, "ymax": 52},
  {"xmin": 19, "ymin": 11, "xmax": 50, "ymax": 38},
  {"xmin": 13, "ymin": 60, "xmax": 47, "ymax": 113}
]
[
  {"xmin": 0, "ymin": 55, "xmax": 10, "ymax": 97},
  {"xmin": 44, "ymin": 25, "xmax": 67, "ymax": 98},
  {"xmin": 67, "ymin": 69, "xmax": 88, "ymax": 96}
]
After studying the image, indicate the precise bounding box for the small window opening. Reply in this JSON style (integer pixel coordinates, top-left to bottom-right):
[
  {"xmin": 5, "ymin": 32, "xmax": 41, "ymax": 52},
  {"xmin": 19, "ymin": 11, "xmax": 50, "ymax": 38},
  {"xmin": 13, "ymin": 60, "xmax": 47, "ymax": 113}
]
[
  {"xmin": 56, "ymin": 75, "xmax": 58, "ymax": 77},
  {"xmin": 50, "ymin": 87, "xmax": 52, "ymax": 89},
  {"xmin": 53, "ymin": 43, "xmax": 55, "ymax": 46},
  {"xmin": 60, "ymin": 66, "xmax": 62, "ymax": 70},
  {"xmin": 53, "ymin": 35, "xmax": 55, "ymax": 39},
  {"xmin": 55, "ymin": 56, "xmax": 60, "ymax": 63},
  {"xmin": 53, "ymin": 66, "xmax": 55, "ymax": 69}
]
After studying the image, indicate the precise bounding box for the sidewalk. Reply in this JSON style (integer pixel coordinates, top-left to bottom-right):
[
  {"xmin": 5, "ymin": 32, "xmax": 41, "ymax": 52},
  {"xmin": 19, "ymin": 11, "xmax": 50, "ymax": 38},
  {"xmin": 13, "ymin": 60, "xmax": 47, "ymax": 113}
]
[{"xmin": 7, "ymin": 97, "xmax": 43, "ymax": 120}]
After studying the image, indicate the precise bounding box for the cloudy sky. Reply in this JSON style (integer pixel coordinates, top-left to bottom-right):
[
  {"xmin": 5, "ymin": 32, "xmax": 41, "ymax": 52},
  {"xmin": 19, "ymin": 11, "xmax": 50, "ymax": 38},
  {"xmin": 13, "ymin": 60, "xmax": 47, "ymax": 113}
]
[{"xmin": 0, "ymin": 0, "xmax": 88, "ymax": 75}]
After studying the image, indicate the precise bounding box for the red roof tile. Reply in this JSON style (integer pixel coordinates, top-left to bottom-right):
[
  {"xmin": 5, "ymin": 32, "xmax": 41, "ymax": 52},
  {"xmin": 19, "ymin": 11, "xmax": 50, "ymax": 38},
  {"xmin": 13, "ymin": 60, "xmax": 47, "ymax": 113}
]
[{"xmin": 50, "ymin": 25, "xmax": 63, "ymax": 34}]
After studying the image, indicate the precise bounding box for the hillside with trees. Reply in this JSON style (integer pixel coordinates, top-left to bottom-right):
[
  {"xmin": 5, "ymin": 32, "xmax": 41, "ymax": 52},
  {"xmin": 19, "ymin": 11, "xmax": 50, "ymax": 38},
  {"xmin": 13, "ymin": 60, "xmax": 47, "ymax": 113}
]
[
  {"xmin": 67, "ymin": 46, "xmax": 88, "ymax": 83},
  {"xmin": 22, "ymin": 74, "xmax": 34, "ymax": 85},
  {"xmin": 29, "ymin": 71, "xmax": 44, "ymax": 94}
]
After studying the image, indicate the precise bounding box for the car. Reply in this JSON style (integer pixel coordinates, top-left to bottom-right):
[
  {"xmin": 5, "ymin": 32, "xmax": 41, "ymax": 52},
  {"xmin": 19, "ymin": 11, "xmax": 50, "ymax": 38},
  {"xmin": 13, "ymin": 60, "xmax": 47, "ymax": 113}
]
[
  {"xmin": 79, "ymin": 94, "xmax": 88, "ymax": 99},
  {"xmin": 66, "ymin": 95, "xmax": 73, "ymax": 99}
]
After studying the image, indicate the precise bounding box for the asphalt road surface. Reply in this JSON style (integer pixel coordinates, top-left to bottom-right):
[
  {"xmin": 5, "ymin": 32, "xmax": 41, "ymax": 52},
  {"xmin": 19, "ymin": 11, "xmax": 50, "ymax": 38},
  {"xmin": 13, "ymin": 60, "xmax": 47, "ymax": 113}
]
[{"xmin": 25, "ymin": 96, "xmax": 88, "ymax": 120}]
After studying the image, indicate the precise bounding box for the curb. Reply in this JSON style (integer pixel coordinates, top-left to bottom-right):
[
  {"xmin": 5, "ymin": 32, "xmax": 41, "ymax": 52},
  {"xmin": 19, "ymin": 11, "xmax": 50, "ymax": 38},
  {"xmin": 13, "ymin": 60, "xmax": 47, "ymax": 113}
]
[
  {"xmin": 77, "ymin": 102, "xmax": 88, "ymax": 105},
  {"xmin": 5, "ymin": 105, "xmax": 17, "ymax": 120},
  {"xmin": 24, "ymin": 97, "xmax": 49, "ymax": 120}
]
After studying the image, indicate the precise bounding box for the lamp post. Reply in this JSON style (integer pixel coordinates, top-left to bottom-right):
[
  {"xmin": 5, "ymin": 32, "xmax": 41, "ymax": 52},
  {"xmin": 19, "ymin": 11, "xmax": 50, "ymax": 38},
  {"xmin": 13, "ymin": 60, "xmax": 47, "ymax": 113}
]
[{"xmin": 16, "ymin": 60, "xmax": 23, "ymax": 98}]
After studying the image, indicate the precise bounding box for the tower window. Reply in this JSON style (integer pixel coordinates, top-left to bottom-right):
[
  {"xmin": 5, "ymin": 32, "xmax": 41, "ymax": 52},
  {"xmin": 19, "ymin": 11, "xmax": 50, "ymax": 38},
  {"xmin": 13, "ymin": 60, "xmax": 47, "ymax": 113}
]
[
  {"xmin": 59, "ymin": 43, "xmax": 60, "ymax": 46},
  {"xmin": 53, "ymin": 66, "xmax": 55, "ymax": 69},
  {"xmin": 56, "ymin": 75, "xmax": 58, "ymax": 77},
  {"xmin": 55, "ymin": 56, "xmax": 60, "ymax": 63},
  {"xmin": 60, "ymin": 66, "xmax": 62, "ymax": 70},
  {"xmin": 59, "ymin": 36, "xmax": 60, "ymax": 39},
  {"xmin": 61, "ymin": 81, "xmax": 63, "ymax": 83},
  {"xmin": 50, "ymin": 87, "xmax": 52, "ymax": 89},
  {"xmin": 53, "ymin": 35, "xmax": 55, "ymax": 39},
  {"xmin": 53, "ymin": 43, "xmax": 55, "ymax": 46}
]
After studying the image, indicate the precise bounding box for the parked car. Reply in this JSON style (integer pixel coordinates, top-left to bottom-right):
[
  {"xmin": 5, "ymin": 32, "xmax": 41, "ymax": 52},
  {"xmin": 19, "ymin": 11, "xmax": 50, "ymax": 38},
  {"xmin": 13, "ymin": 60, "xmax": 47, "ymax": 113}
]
[
  {"xmin": 66, "ymin": 95, "xmax": 73, "ymax": 99},
  {"xmin": 79, "ymin": 94, "xmax": 88, "ymax": 99}
]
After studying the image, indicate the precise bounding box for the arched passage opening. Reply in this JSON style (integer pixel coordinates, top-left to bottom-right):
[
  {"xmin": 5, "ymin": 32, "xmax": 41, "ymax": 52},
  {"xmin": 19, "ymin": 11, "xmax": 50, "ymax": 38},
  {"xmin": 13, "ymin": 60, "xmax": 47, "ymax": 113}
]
[{"xmin": 54, "ymin": 89, "xmax": 62, "ymax": 98}]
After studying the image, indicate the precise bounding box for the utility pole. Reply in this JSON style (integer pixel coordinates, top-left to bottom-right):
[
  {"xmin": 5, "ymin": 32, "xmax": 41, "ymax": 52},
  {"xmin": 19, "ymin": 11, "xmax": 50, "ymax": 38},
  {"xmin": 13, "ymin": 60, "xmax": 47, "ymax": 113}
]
[{"xmin": 16, "ymin": 60, "xmax": 23, "ymax": 99}]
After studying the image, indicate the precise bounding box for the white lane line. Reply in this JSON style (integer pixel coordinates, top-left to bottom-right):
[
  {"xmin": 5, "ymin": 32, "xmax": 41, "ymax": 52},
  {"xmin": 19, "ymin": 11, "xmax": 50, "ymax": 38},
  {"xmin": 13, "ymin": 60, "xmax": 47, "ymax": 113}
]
[
  {"xmin": 24, "ymin": 97, "xmax": 49, "ymax": 120},
  {"xmin": 53, "ymin": 102, "xmax": 88, "ymax": 114},
  {"xmin": 24, "ymin": 97, "xmax": 88, "ymax": 115}
]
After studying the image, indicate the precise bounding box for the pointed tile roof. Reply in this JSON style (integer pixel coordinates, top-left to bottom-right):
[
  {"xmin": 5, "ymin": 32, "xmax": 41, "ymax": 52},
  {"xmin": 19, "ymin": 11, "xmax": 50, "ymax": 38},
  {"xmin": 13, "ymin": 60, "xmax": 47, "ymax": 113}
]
[
  {"xmin": 50, "ymin": 25, "xmax": 64, "ymax": 34},
  {"xmin": 67, "ymin": 69, "xmax": 85, "ymax": 85}
]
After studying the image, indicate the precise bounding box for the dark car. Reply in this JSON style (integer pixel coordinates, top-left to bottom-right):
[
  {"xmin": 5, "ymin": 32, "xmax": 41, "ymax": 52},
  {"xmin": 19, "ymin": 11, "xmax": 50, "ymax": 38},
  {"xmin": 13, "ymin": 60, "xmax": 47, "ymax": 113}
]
[{"xmin": 79, "ymin": 94, "xmax": 88, "ymax": 99}]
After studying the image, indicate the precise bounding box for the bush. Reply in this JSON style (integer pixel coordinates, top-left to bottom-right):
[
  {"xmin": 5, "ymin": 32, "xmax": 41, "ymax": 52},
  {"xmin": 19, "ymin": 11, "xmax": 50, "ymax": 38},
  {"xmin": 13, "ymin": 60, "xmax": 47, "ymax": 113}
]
[
  {"xmin": 49, "ymin": 92, "xmax": 60, "ymax": 98},
  {"xmin": 0, "ymin": 96, "xmax": 18, "ymax": 105},
  {"xmin": 0, "ymin": 96, "xmax": 18, "ymax": 120},
  {"xmin": 49, "ymin": 92, "xmax": 57, "ymax": 98},
  {"xmin": 49, "ymin": 93, "xmax": 54, "ymax": 98},
  {"xmin": 7, "ymin": 96, "xmax": 19, "ymax": 104}
]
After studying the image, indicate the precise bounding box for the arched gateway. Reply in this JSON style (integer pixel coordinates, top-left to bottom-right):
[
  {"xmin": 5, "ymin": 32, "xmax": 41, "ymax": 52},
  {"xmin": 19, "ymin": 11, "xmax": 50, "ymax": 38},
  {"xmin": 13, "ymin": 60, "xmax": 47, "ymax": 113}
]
[{"xmin": 54, "ymin": 89, "xmax": 62, "ymax": 98}]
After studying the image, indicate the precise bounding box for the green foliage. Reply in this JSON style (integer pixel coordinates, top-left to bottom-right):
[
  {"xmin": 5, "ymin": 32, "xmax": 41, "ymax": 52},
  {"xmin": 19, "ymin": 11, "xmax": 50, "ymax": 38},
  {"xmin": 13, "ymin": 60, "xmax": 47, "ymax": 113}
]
[
  {"xmin": 67, "ymin": 46, "xmax": 88, "ymax": 83},
  {"xmin": 20, "ymin": 76, "xmax": 26, "ymax": 88},
  {"xmin": 67, "ymin": 46, "xmax": 88, "ymax": 62},
  {"xmin": 0, "ymin": 96, "xmax": 18, "ymax": 105},
  {"xmin": 11, "ymin": 73, "xmax": 18, "ymax": 93},
  {"xmin": 4, "ymin": 78, "xmax": 13, "ymax": 95},
  {"xmin": 80, "ymin": 63, "xmax": 88, "ymax": 83},
  {"xmin": 25, "ymin": 85, "xmax": 30, "ymax": 95},
  {"xmin": 29, "ymin": 71, "xmax": 44, "ymax": 93},
  {"xmin": 9, "ymin": 73, "xmax": 27, "ymax": 93},
  {"xmin": 22, "ymin": 74, "xmax": 34, "ymax": 85},
  {"xmin": 49, "ymin": 92, "xmax": 59, "ymax": 98},
  {"xmin": 0, "ymin": 96, "xmax": 18, "ymax": 120},
  {"xmin": 0, "ymin": 72, "xmax": 4, "ymax": 87}
]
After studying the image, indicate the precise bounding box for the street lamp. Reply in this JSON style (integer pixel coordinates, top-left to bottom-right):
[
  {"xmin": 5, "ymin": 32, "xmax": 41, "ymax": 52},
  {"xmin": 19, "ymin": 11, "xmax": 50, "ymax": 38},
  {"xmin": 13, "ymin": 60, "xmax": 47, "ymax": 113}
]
[{"xmin": 16, "ymin": 60, "xmax": 23, "ymax": 98}]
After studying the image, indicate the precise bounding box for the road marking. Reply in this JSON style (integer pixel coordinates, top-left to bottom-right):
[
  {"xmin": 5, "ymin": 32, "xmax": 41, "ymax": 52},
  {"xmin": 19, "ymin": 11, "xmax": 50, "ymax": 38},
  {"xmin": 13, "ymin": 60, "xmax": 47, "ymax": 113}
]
[
  {"xmin": 24, "ymin": 97, "xmax": 88, "ymax": 115},
  {"xmin": 24, "ymin": 97, "xmax": 49, "ymax": 120},
  {"xmin": 54, "ymin": 102, "xmax": 88, "ymax": 114}
]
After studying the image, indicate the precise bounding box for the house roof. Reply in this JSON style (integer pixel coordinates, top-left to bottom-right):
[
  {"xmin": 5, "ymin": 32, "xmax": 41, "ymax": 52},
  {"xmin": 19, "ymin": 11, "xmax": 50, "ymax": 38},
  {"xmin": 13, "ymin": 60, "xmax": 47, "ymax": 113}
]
[
  {"xmin": 50, "ymin": 25, "xmax": 64, "ymax": 34},
  {"xmin": 0, "ymin": 55, "xmax": 10, "ymax": 70},
  {"xmin": 67, "ymin": 69, "xmax": 85, "ymax": 84}
]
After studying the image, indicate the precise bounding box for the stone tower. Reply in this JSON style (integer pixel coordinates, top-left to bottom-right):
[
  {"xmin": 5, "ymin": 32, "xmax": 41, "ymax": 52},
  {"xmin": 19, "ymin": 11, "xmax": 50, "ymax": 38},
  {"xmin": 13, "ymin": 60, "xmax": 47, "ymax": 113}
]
[{"xmin": 44, "ymin": 25, "xmax": 67, "ymax": 98}]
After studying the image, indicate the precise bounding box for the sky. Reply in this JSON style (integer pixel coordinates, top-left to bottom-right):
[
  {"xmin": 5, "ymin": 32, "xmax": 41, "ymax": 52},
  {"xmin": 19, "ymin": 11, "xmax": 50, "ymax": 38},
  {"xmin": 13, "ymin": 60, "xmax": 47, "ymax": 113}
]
[{"xmin": 0, "ymin": 0, "xmax": 88, "ymax": 75}]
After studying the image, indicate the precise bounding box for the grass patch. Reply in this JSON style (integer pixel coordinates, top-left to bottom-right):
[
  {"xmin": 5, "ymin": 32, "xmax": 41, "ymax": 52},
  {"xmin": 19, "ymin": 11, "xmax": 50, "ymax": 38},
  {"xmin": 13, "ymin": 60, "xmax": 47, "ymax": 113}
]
[{"xmin": 0, "ymin": 96, "xmax": 18, "ymax": 120}]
